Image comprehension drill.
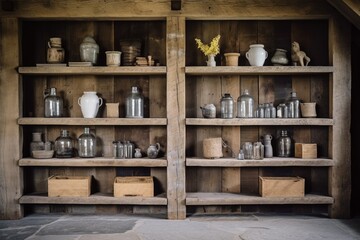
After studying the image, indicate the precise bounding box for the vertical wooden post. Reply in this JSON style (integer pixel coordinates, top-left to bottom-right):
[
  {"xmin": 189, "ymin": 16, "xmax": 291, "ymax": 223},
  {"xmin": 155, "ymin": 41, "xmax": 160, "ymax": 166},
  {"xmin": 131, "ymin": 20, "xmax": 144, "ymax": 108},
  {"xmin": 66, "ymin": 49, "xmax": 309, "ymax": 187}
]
[
  {"xmin": 328, "ymin": 13, "xmax": 351, "ymax": 218},
  {"xmin": 166, "ymin": 16, "xmax": 186, "ymax": 219},
  {"xmin": 0, "ymin": 18, "xmax": 23, "ymax": 219}
]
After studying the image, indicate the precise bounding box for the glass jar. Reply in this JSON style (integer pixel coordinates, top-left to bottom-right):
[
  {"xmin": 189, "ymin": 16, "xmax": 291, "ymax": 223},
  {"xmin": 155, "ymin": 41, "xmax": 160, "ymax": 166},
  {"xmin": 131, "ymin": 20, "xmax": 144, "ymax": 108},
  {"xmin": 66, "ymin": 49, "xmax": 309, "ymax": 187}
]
[
  {"xmin": 30, "ymin": 132, "xmax": 45, "ymax": 157},
  {"xmin": 253, "ymin": 142, "xmax": 264, "ymax": 160},
  {"xmin": 124, "ymin": 141, "xmax": 134, "ymax": 158},
  {"xmin": 54, "ymin": 130, "xmax": 74, "ymax": 158},
  {"xmin": 264, "ymin": 103, "xmax": 271, "ymax": 118},
  {"xmin": 287, "ymin": 91, "xmax": 301, "ymax": 118},
  {"xmin": 242, "ymin": 142, "xmax": 253, "ymax": 159},
  {"xmin": 276, "ymin": 130, "xmax": 292, "ymax": 157},
  {"xmin": 269, "ymin": 102, "xmax": 276, "ymax": 118},
  {"xmin": 220, "ymin": 93, "xmax": 234, "ymax": 119},
  {"xmin": 78, "ymin": 127, "xmax": 96, "ymax": 158},
  {"xmin": 80, "ymin": 36, "xmax": 99, "ymax": 65},
  {"xmin": 277, "ymin": 103, "xmax": 288, "ymax": 118},
  {"xmin": 237, "ymin": 89, "xmax": 254, "ymax": 118},
  {"xmin": 126, "ymin": 86, "xmax": 144, "ymax": 118},
  {"xmin": 44, "ymin": 87, "xmax": 63, "ymax": 117}
]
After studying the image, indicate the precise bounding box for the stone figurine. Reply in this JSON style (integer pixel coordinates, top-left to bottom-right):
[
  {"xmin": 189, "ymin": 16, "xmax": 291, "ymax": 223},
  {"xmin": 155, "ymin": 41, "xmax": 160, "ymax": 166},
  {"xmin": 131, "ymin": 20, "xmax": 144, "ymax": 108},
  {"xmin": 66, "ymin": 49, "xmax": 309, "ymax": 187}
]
[{"xmin": 291, "ymin": 41, "xmax": 311, "ymax": 66}]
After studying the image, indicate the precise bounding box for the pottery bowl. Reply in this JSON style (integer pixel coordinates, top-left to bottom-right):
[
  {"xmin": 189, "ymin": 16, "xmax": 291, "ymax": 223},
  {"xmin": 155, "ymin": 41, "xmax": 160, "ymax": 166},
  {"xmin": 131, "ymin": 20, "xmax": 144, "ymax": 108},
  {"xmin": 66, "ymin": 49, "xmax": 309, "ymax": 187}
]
[{"xmin": 32, "ymin": 150, "xmax": 54, "ymax": 159}]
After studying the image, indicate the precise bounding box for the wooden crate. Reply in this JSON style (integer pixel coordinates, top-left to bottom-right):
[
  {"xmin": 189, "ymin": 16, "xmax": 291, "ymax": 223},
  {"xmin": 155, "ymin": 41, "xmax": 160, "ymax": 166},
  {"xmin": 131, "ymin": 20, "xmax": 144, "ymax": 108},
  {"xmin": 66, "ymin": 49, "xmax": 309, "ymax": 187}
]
[
  {"xmin": 114, "ymin": 176, "xmax": 154, "ymax": 197},
  {"xmin": 259, "ymin": 176, "xmax": 305, "ymax": 197},
  {"xmin": 48, "ymin": 175, "xmax": 91, "ymax": 197},
  {"xmin": 295, "ymin": 143, "xmax": 317, "ymax": 159}
]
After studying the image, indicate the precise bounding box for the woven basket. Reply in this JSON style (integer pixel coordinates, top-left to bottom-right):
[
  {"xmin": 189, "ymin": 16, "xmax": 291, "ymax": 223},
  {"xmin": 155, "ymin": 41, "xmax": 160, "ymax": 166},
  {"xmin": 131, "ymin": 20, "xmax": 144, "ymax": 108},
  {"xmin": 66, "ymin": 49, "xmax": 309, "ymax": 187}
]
[{"xmin": 203, "ymin": 137, "xmax": 223, "ymax": 159}]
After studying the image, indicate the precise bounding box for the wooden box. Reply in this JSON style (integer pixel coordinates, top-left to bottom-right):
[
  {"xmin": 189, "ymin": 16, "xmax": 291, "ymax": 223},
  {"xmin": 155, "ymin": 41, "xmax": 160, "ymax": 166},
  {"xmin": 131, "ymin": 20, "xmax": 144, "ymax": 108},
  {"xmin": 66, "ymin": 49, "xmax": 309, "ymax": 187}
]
[
  {"xmin": 114, "ymin": 176, "xmax": 154, "ymax": 197},
  {"xmin": 259, "ymin": 176, "xmax": 305, "ymax": 197},
  {"xmin": 106, "ymin": 103, "xmax": 119, "ymax": 118},
  {"xmin": 48, "ymin": 175, "xmax": 91, "ymax": 197},
  {"xmin": 295, "ymin": 143, "xmax": 317, "ymax": 159}
]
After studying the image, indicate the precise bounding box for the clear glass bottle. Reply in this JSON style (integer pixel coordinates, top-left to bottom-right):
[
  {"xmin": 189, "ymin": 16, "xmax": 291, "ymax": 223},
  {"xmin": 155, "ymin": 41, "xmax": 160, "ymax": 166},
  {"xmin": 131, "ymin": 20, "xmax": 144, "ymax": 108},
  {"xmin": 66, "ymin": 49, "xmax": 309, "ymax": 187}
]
[
  {"xmin": 237, "ymin": 89, "xmax": 254, "ymax": 118},
  {"xmin": 44, "ymin": 87, "xmax": 63, "ymax": 117},
  {"xmin": 269, "ymin": 102, "xmax": 276, "ymax": 118},
  {"xmin": 276, "ymin": 130, "xmax": 292, "ymax": 157},
  {"xmin": 287, "ymin": 91, "xmax": 301, "ymax": 118},
  {"xmin": 126, "ymin": 86, "xmax": 144, "ymax": 118},
  {"xmin": 30, "ymin": 132, "xmax": 45, "ymax": 157},
  {"xmin": 78, "ymin": 127, "xmax": 96, "ymax": 158},
  {"xmin": 54, "ymin": 129, "xmax": 74, "ymax": 158},
  {"xmin": 277, "ymin": 103, "xmax": 288, "ymax": 118},
  {"xmin": 257, "ymin": 104, "xmax": 265, "ymax": 118},
  {"xmin": 80, "ymin": 36, "xmax": 99, "ymax": 65},
  {"xmin": 264, "ymin": 103, "xmax": 271, "ymax": 118},
  {"xmin": 220, "ymin": 93, "xmax": 234, "ymax": 119}
]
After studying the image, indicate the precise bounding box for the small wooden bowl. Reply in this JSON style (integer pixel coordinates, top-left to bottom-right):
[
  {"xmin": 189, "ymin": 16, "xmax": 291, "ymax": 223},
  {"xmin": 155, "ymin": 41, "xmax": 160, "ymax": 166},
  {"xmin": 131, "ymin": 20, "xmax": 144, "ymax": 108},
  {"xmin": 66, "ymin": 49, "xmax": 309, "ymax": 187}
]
[{"xmin": 32, "ymin": 150, "xmax": 54, "ymax": 159}]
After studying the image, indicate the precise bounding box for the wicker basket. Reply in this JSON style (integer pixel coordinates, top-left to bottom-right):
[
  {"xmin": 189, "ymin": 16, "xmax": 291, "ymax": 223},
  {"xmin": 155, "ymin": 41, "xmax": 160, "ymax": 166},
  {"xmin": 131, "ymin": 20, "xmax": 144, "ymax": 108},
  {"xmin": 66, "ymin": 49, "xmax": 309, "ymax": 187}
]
[{"xmin": 203, "ymin": 137, "xmax": 223, "ymax": 159}]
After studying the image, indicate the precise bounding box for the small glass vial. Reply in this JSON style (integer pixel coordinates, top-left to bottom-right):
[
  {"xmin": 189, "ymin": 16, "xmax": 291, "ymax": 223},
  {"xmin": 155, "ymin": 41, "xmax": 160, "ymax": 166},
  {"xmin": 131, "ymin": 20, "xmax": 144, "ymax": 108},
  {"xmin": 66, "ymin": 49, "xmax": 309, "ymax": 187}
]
[
  {"xmin": 78, "ymin": 127, "xmax": 96, "ymax": 158},
  {"xmin": 54, "ymin": 129, "xmax": 74, "ymax": 158},
  {"xmin": 134, "ymin": 148, "xmax": 142, "ymax": 158},
  {"xmin": 220, "ymin": 93, "xmax": 234, "ymax": 119},
  {"xmin": 237, "ymin": 149, "xmax": 244, "ymax": 160},
  {"xmin": 44, "ymin": 87, "xmax": 63, "ymax": 117},
  {"xmin": 264, "ymin": 103, "xmax": 271, "ymax": 118},
  {"xmin": 126, "ymin": 86, "xmax": 144, "ymax": 118},
  {"xmin": 237, "ymin": 89, "xmax": 254, "ymax": 118},
  {"xmin": 287, "ymin": 91, "xmax": 301, "ymax": 118},
  {"xmin": 30, "ymin": 132, "xmax": 45, "ymax": 157},
  {"xmin": 257, "ymin": 104, "xmax": 265, "ymax": 118},
  {"xmin": 269, "ymin": 102, "xmax": 277, "ymax": 118}
]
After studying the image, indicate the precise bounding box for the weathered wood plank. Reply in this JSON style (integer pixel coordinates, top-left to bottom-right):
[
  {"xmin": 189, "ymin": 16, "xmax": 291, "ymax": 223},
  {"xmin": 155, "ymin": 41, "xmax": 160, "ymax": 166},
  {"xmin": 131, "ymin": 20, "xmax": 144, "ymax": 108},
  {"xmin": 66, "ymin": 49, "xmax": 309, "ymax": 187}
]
[
  {"xmin": 186, "ymin": 118, "xmax": 334, "ymax": 126},
  {"xmin": 18, "ymin": 118, "xmax": 167, "ymax": 125},
  {"xmin": 0, "ymin": 18, "xmax": 23, "ymax": 219},
  {"xmin": 20, "ymin": 192, "xmax": 167, "ymax": 205},
  {"xmin": 328, "ymin": 12, "xmax": 351, "ymax": 218},
  {"xmin": 186, "ymin": 192, "xmax": 333, "ymax": 205},
  {"xmin": 166, "ymin": 16, "xmax": 186, "ymax": 219}
]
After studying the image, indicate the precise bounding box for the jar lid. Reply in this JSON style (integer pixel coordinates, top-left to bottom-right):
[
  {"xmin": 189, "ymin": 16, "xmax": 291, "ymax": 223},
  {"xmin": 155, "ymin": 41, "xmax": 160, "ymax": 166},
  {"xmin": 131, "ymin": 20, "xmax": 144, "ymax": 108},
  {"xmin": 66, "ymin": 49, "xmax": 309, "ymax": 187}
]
[{"xmin": 82, "ymin": 36, "xmax": 96, "ymax": 43}]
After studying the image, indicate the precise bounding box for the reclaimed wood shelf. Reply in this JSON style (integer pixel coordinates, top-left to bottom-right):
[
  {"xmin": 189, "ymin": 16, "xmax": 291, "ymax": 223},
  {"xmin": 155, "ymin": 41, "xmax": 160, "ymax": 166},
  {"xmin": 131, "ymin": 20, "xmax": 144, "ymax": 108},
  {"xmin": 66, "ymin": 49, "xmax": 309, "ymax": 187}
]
[
  {"xmin": 19, "ymin": 157, "xmax": 167, "ymax": 167},
  {"xmin": 186, "ymin": 192, "xmax": 334, "ymax": 205},
  {"xmin": 17, "ymin": 118, "xmax": 167, "ymax": 126},
  {"xmin": 185, "ymin": 118, "xmax": 334, "ymax": 126},
  {"xmin": 18, "ymin": 66, "xmax": 167, "ymax": 75},
  {"xmin": 185, "ymin": 66, "xmax": 334, "ymax": 75},
  {"xmin": 19, "ymin": 192, "xmax": 167, "ymax": 205},
  {"xmin": 186, "ymin": 158, "xmax": 333, "ymax": 167}
]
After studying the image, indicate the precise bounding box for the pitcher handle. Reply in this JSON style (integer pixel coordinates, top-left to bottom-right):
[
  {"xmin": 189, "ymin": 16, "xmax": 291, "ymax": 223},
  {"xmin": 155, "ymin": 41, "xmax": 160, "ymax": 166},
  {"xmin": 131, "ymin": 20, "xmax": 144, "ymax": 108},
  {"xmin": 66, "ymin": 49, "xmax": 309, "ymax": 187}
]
[
  {"xmin": 78, "ymin": 97, "xmax": 81, "ymax": 106},
  {"xmin": 245, "ymin": 51, "xmax": 250, "ymax": 60},
  {"xmin": 98, "ymin": 97, "xmax": 103, "ymax": 107},
  {"xmin": 156, "ymin": 143, "xmax": 161, "ymax": 151}
]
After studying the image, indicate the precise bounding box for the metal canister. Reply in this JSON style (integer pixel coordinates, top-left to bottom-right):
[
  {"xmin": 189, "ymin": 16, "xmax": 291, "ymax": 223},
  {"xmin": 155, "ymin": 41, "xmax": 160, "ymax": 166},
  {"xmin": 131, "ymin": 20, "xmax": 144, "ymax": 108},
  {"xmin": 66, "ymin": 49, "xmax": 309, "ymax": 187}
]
[
  {"xmin": 287, "ymin": 91, "xmax": 301, "ymax": 118},
  {"xmin": 276, "ymin": 130, "xmax": 292, "ymax": 157}
]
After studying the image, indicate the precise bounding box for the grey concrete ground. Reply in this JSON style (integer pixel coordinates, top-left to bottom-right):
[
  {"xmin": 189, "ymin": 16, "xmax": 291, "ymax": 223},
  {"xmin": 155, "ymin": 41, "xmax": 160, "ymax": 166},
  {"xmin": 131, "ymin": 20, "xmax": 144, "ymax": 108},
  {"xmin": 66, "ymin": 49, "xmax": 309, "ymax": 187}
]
[{"xmin": 1, "ymin": 213, "xmax": 360, "ymax": 240}]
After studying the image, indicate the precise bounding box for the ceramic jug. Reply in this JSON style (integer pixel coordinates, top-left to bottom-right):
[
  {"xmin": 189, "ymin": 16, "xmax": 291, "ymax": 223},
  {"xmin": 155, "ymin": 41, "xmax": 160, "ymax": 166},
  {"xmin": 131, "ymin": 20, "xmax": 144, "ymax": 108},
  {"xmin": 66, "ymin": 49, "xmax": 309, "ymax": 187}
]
[
  {"xmin": 246, "ymin": 44, "xmax": 268, "ymax": 66},
  {"xmin": 200, "ymin": 104, "xmax": 216, "ymax": 118},
  {"xmin": 262, "ymin": 134, "xmax": 273, "ymax": 158},
  {"xmin": 147, "ymin": 143, "xmax": 161, "ymax": 159},
  {"xmin": 78, "ymin": 91, "xmax": 103, "ymax": 118}
]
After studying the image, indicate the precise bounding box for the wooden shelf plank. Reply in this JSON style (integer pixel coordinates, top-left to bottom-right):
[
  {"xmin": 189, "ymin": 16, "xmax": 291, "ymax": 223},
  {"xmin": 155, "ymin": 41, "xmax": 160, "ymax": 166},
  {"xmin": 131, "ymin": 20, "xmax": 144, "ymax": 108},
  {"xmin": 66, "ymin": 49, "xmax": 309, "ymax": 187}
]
[
  {"xmin": 19, "ymin": 192, "xmax": 167, "ymax": 205},
  {"xmin": 18, "ymin": 118, "xmax": 167, "ymax": 126},
  {"xmin": 186, "ymin": 157, "xmax": 333, "ymax": 167},
  {"xmin": 185, "ymin": 66, "xmax": 334, "ymax": 75},
  {"xmin": 18, "ymin": 66, "xmax": 167, "ymax": 75},
  {"xmin": 19, "ymin": 157, "xmax": 167, "ymax": 167},
  {"xmin": 186, "ymin": 118, "xmax": 334, "ymax": 126},
  {"xmin": 186, "ymin": 192, "xmax": 333, "ymax": 205}
]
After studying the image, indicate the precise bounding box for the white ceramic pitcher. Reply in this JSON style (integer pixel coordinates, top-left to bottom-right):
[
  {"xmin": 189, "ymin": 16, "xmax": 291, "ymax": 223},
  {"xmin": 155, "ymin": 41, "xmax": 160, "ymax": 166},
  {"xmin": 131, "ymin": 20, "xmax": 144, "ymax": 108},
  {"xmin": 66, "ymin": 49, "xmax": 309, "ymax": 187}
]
[{"xmin": 78, "ymin": 91, "xmax": 103, "ymax": 118}]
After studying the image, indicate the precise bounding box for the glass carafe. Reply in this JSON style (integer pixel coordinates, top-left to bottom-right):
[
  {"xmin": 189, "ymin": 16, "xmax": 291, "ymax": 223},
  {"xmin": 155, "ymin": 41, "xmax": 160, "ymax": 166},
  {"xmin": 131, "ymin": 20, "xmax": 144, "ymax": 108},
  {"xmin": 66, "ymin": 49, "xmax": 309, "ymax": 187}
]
[
  {"xmin": 237, "ymin": 89, "xmax": 254, "ymax": 118},
  {"xmin": 54, "ymin": 129, "xmax": 74, "ymax": 158},
  {"xmin": 126, "ymin": 86, "xmax": 144, "ymax": 118},
  {"xmin": 44, "ymin": 87, "xmax": 63, "ymax": 117},
  {"xmin": 276, "ymin": 130, "xmax": 292, "ymax": 157},
  {"xmin": 78, "ymin": 127, "xmax": 96, "ymax": 158},
  {"xmin": 220, "ymin": 93, "xmax": 234, "ymax": 119}
]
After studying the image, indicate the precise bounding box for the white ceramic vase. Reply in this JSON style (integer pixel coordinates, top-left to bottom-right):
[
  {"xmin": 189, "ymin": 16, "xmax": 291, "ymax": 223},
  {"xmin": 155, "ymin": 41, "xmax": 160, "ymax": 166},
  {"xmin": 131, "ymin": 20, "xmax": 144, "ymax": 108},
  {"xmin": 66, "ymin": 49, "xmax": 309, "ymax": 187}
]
[
  {"xmin": 246, "ymin": 44, "xmax": 268, "ymax": 66},
  {"xmin": 206, "ymin": 54, "xmax": 216, "ymax": 66},
  {"xmin": 78, "ymin": 91, "xmax": 103, "ymax": 118}
]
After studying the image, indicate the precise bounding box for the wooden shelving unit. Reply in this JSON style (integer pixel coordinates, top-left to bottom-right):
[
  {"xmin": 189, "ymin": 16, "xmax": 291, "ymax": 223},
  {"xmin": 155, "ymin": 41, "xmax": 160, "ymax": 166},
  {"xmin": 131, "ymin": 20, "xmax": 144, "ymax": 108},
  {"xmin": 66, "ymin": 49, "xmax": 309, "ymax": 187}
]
[{"xmin": 0, "ymin": 0, "xmax": 351, "ymax": 220}]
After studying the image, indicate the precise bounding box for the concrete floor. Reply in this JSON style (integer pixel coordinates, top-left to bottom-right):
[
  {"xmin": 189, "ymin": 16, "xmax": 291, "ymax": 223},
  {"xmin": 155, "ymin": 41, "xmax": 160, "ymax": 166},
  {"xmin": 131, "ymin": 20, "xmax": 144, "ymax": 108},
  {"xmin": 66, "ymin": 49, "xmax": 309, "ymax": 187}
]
[{"xmin": 1, "ymin": 213, "xmax": 360, "ymax": 240}]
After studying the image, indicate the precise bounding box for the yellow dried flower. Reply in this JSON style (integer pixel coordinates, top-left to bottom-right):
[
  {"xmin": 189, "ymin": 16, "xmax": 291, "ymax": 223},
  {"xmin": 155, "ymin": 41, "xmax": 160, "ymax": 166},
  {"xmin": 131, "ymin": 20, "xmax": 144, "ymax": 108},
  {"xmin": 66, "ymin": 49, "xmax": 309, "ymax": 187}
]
[{"xmin": 195, "ymin": 35, "xmax": 221, "ymax": 56}]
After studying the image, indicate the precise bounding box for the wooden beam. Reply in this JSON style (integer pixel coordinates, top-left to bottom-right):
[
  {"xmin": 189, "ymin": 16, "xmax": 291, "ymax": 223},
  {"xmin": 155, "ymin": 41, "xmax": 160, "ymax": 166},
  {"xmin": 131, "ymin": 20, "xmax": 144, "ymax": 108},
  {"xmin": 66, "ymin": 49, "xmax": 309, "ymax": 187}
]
[
  {"xmin": 327, "ymin": 0, "xmax": 360, "ymax": 29},
  {"xmin": 0, "ymin": 18, "xmax": 22, "ymax": 219}
]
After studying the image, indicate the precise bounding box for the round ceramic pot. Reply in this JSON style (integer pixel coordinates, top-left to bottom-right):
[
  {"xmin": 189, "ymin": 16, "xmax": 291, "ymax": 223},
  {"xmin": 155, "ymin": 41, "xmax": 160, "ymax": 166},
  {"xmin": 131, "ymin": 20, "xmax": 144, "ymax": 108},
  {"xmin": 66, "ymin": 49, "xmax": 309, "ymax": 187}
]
[
  {"xmin": 106, "ymin": 51, "xmax": 122, "ymax": 66},
  {"xmin": 224, "ymin": 53, "xmax": 240, "ymax": 66},
  {"xmin": 246, "ymin": 44, "xmax": 268, "ymax": 66},
  {"xmin": 271, "ymin": 48, "xmax": 289, "ymax": 66}
]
